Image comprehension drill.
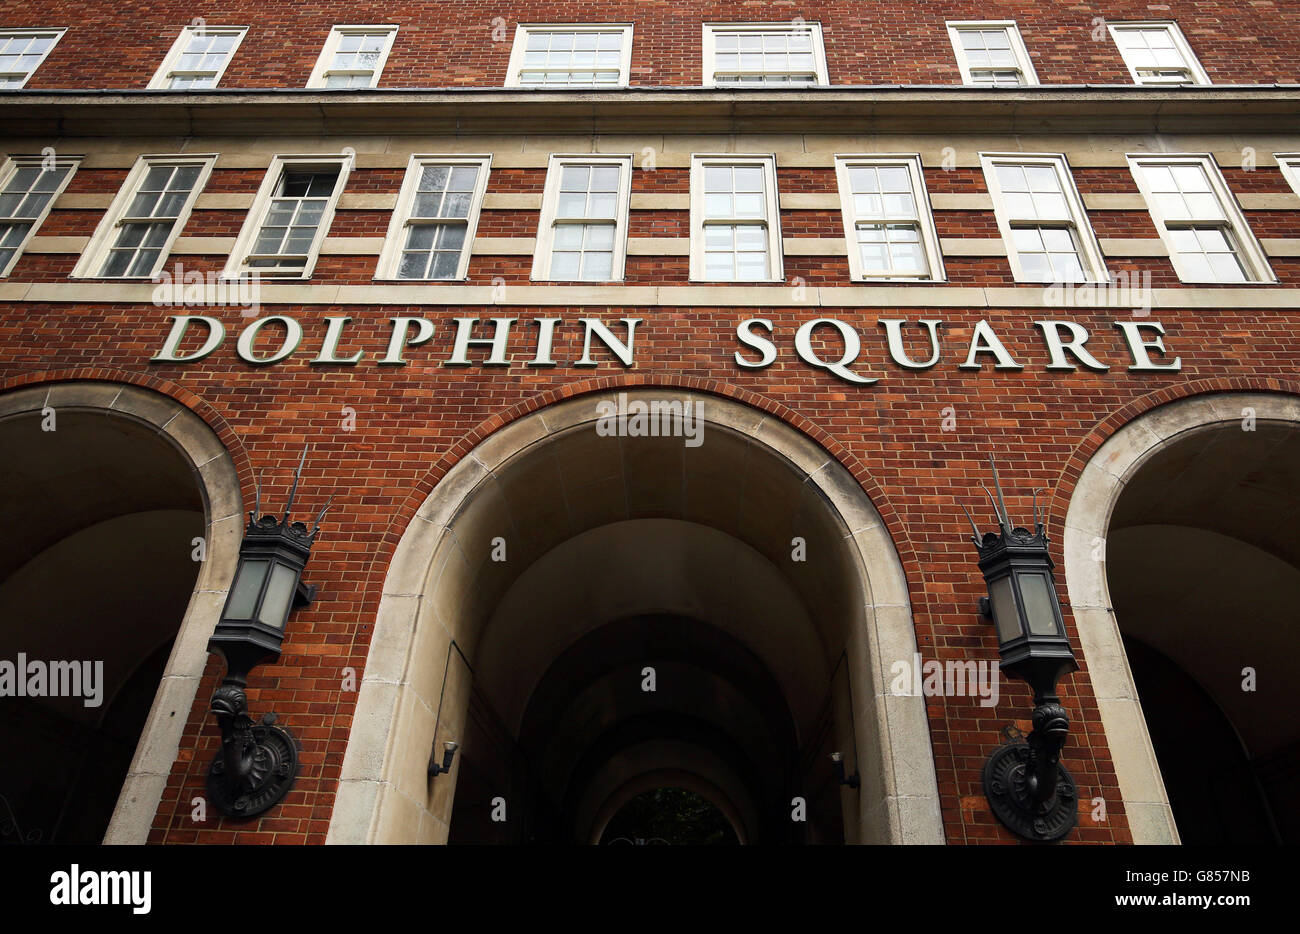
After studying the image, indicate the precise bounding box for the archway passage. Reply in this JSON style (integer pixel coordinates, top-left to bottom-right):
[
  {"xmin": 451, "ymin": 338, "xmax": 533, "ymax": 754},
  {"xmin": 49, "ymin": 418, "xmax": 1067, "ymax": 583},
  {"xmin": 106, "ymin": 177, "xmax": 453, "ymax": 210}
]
[
  {"xmin": 1107, "ymin": 419, "xmax": 1300, "ymax": 844},
  {"xmin": 333, "ymin": 389, "xmax": 942, "ymax": 845},
  {"xmin": 442, "ymin": 430, "xmax": 850, "ymax": 844},
  {"xmin": 0, "ymin": 401, "xmax": 204, "ymax": 843}
]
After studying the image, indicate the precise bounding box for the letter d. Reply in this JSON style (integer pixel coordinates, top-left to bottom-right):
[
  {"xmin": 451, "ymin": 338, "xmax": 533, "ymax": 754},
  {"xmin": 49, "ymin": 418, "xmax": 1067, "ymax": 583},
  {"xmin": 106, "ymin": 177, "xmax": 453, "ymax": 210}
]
[{"xmin": 151, "ymin": 315, "xmax": 225, "ymax": 363}]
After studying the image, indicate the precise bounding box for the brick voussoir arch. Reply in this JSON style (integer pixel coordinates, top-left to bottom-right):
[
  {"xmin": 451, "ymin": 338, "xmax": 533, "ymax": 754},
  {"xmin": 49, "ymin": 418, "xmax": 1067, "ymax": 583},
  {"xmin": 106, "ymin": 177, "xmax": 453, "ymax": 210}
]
[{"xmin": 367, "ymin": 373, "xmax": 918, "ymax": 610}]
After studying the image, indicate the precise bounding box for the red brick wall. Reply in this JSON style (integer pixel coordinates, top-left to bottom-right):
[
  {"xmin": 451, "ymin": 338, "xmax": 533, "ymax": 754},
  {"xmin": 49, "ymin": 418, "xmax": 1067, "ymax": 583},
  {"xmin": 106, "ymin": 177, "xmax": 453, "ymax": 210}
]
[{"xmin": 3, "ymin": 1, "xmax": 1299, "ymax": 89}]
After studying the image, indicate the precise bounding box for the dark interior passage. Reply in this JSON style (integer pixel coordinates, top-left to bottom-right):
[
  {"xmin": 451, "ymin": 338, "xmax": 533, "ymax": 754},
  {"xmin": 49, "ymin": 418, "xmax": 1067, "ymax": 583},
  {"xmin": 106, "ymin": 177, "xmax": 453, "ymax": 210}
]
[
  {"xmin": 0, "ymin": 409, "xmax": 203, "ymax": 843},
  {"xmin": 1108, "ymin": 419, "xmax": 1300, "ymax": 843}
]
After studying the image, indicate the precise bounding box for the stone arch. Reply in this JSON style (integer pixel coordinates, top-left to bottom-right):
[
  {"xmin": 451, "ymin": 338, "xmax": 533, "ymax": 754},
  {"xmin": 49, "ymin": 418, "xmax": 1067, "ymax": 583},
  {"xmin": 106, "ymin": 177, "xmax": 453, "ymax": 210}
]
[
  {"xmin": 329, "ymin": 387, "xmax": 942, "ymax": 845},
  {"xmin": 0, "ymin": 379, "xmax": 242, "ymax": 843},
  {"xmin": 1062, "ymin": 390, "xmax": 1300, "ymax": 844}
]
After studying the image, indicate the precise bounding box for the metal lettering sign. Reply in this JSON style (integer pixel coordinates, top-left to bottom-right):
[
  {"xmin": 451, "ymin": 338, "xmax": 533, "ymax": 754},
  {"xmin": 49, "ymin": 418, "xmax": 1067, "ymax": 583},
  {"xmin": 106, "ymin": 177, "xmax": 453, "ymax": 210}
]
[{"xmin": 151, "ymin": 313, "xmax": 1180, "ymax": 383}]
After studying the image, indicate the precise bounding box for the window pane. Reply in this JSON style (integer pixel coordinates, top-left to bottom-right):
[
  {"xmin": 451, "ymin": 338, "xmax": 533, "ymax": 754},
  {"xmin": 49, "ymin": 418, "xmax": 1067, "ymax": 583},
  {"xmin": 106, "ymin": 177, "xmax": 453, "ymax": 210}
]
[
  {"xmin": 733, "ymin": 192, "xmax": 764, "ymax": 217},
  {"xmin": 735, "ymin": 225, "xmax": 767, "ymax": 251},
  {"xmin": 1034, "ymin": 192, "xmax": 1068, "ymax": 222},
  {"xmin": 420, "ymin": 164, "xmax": 450, "ymax": 191},
  {"xmin": 225, "ymin": 559, "xmax": 269, "ymax": 620},
  {"xmin": 704, "ymin": 166, "xmax": 731, "ymax": 192},
  {"xmin": 550, "ymin": 250, "xmax": 580, "ymax": 278},
  {"xmin": 704, "ymin": 192, "xmax": 732, "ymax": 217},
  {"xmin": 557, "ymin": 192, "xmax": 586, "ymax": 218},
  {"xmin": 581, "ymin": 250, "xmax": 613, "ymax": 280},
  {"xmin": 1049, "ymin": 252, "xmax": 1085, "ymax": 282},
  {"xmin": 882, "ymin": 192, "xmax": 915, "ymax": 217},
  {"xmin": 736, "ymin": 250, "xmax": 767, "ymax": 279},
  {"xmin": 406, "ymin": 226, "xmax": 436, "ymax": 251},
  {"xmin": 554, "ymin": 225, "xmax": 584, "ymax": 250},
  {"xmin": 582, "ymin": 191, "xmax": 613, "ymax": 218},
  {"xmin": 128, "ymin": 248, "xmax": 161, "ymax": 277},
  {"xmin": 398, "ymin": 250, "xmax": 428, "ymax": 278},
  {"xmin": 585, "ymin": 223, "xmax": 615, "ymax": 250},
  {"xmin": 430, "ymin": 250, "xmax": 460, "ymax": 279},
  {"xmin": 1019, "ymin": 574, "xmax": 1061, "ymax": 637},
  {"xmin": 448, "ymin": 166, "xmax": 478, "ymax": 191},
  {"xmin": 442, "ymin": 192, "xmax": 472, "ymax": 218},
  {"xmin": 258, "ymin": 562, "xmax": 299, "ymax": 629},
  {"xmin": 704, "ymin": 225, "xmax": 732, "ymax": 249},
  {"xmin": 704, "ymin": 251, "xmax": 733, "ymax": 279},
  {"xmin": 102, "ymin": 249, "xmax": 134, "ymax": 277}
]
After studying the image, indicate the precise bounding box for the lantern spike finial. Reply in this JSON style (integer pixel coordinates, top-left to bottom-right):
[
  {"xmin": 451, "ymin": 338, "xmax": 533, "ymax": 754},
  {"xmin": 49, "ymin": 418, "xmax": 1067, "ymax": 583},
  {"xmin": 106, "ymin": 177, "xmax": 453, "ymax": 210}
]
[
  {"xmin": 989, "ymin": 456, "xmax": 1013, "ymax": 532},
  {"xmin": 1032, "ymin": 487, "xmax": 1046, "ymax": 532},
  {"xmin": 311, "ymin": 497, "xmax": 334, "ymax": 540},
  {"xmin": 250, "ymin": 474, "xmax": 262, "ymax": 524},
  {"xmin": 961, "ymin": 503, "xmax": 983, "ymax": 547},
  {"xmin": 283, "ymin": 445, "xmax": 309, "ymax": 522},
  {"xmin": 981, "ymin": 485, "xmax": 1003, "ymax": 529}
]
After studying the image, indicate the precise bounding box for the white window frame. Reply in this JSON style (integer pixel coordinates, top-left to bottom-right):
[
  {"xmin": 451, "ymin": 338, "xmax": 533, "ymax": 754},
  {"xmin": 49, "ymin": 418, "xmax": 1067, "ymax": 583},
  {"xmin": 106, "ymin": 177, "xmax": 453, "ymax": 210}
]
[
  {"xmin": 375, "ymin": 154, "xmax": 491, "ymax": 281},
  {"xmin": 147, "ymin": 25, "xmax": 247, "ymax": 90},
  {"xmin": 222, "ymin": 154, "xmax": 352, "ymax": 279},
  {"xmin": 72, "ymin": 154, "xmax": 216, "ymax": 279},
  {"xmin": 981, "ymin": 152, "xmax": 1109, "ymax": 284},
  {"xmin": 0, "ymin": 153, "xmax": 80, "ymax": 277},
  {"xmin": 306, "ymin": 25, "xmax": 398, "ymax": 89},
  {"xmin": 531, "ymin": 154, "xmax": 633, "ymax": 282},
  {"xmin": 689, "ymin": 153, "xmax": 783, "ymax": 283},
  {"xmin": 834, "ymin": 154, "xmax": 944, "ymax": 282},
  {"xmin": 1127, "ymin": 153, "xmax": 1274, "ymax": 284},
  {"xmin": 505, "ymin": 24, "xmax": 634, "ymax": 88},
  {"xmin": 1107, "ymin": 21, "xmax": 1209, "ymax": 86},
  {"xmin": 1276, "ymin": 154, "xmax": 1300, "ymax": 198},
  {"xmin": 946, "ymin": 21, "xmax": 1038, "ymax": 87},
  {"xmin": 702, "ymin": 22, "xmax": 829, "ymax": 87},
  {"xmin": 0, "ymin": 28, "xmax": 66, "ymax": 89}
]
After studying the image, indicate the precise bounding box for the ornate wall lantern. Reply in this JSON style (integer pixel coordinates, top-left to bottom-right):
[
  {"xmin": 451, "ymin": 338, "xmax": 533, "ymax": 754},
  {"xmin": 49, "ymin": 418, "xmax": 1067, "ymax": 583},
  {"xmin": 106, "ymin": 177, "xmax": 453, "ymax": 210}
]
[
  {"xmin": 963, "ymin": 458, "xmax": 1079, "ymax": 843},
  {"xmin": 206, "ymin": 450, "xmax": 329, "ymax": 819}
]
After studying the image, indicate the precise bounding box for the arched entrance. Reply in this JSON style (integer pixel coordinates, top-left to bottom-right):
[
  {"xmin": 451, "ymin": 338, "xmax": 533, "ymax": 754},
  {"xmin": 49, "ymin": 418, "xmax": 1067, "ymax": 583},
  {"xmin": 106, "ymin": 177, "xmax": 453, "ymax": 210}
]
[
  {"xmin": 1064, "ymin": 392, "xmax": 1300, "ymax": 844},
  {"xmin": 330, "ymin": 388, "xmax": 941, "ymax": 845},
  {"xmin": 0, "ymin": 381, "xmax": 242, "ymax": 844}
]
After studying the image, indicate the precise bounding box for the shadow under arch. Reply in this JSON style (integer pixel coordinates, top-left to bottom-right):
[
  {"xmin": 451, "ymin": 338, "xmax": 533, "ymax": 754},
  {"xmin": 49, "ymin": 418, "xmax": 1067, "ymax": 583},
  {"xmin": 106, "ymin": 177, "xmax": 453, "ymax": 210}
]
[
  {"xmin": 329, "ymin": 387, "xmax": 941, "ymax": 845},
  {"xmin": 0, "ymin": 379, "xmax": 243, "ymax": 843},
  {"xmin": 1062, "ymin": 390, "xmax": 1300, "ymax": 844}
]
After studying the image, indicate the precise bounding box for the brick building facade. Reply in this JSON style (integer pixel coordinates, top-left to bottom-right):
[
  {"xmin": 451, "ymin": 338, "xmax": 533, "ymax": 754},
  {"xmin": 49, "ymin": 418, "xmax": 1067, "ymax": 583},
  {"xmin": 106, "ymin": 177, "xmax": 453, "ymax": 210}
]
[{"xmin": 0, "ymin": 1, "xmax": 1296, "ymax": 846}]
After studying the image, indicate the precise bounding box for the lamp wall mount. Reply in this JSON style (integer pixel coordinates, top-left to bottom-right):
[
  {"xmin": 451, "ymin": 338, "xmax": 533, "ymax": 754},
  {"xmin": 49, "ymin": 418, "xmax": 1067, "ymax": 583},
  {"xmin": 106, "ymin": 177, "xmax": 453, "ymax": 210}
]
[{"xmin": 205, "ymin": 446, "xmax": 327, "ymax": 819}]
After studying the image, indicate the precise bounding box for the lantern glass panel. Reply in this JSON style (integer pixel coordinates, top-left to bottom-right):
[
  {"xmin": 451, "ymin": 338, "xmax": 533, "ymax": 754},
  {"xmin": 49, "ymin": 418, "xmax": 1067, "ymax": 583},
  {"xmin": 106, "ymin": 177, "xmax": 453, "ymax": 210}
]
[
  {"xmin": 258, "ymin": 562, "xmax": 299, "ymax": 629},
  {"xmin": 988, "ymin": 574, "xmax": 1023, "ymax": 645},
  {"xmin": 225, "ymin": 558, "xmax": 269, "ymax": 620},
  {"xmin": 1019, "ymin": 572, "xmax": 1062, "ymax": 636}
]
